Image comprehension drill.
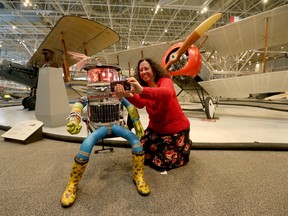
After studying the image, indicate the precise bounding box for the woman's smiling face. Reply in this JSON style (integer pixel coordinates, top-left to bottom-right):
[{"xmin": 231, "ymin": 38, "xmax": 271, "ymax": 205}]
[{"xmin": 139, "ymin": 60, "xmax": 155, "ymax": 85}]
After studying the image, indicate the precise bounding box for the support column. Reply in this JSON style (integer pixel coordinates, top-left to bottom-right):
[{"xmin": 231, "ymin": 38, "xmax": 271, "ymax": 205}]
[{"xmin": 35, "ymin": 67, "xmax": 70, "ymax": 127}]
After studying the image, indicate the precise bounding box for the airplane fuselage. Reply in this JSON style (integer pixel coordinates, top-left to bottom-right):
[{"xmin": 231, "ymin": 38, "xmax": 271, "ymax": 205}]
[{"xmin": 0, "ymin": 60, "xmax": 39, "ymax": 88}]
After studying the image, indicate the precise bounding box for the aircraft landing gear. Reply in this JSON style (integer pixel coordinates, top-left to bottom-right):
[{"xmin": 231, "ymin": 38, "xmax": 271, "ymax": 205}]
[
  {"xmin": 22, "ymin": 96, "xmax": 36, "ymax": 110},
  {"xmin": 22, "ymin": 96, "xmax": 29, "ymax": 109},
  {"xmin": 191, "ymin": 80, "xmax": 216, "ymax": 119},
  {"xmin": 173, "ymin": 77, "xmax": 217, "ymax": 119},
  {"xmin": 22, "ymin": 87, "xmax": 37, "ymax": 110},
  {"xmin": 204, "ymin": 96, "xmax": 215, "ymax": 119},
  {"xmin": 26, "ymin": 96, "xmax": 36, "ymax": 110}
]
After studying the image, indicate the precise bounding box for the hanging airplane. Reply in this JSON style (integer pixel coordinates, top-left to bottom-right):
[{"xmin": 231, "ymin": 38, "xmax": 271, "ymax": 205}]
[
  {"xmin": 0, "ymin": 15, "xmax": 120, "ymax": 110},
  {"xmin": 107, "ymin": 4, "xmax": 288, "ymax": 119}
]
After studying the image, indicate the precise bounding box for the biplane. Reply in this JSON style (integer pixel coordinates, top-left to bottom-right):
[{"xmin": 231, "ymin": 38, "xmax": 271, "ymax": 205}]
[
  {"xmin": 198, "ymin": 4, "xmax": 288, "ymax": 102},
  {"xmin": 107, "ymin": 4, "xmax": 288, "ymax": 119},
  {"xmin": 0, "ymin": 15, "xmax": 120, "ymax": 110}
]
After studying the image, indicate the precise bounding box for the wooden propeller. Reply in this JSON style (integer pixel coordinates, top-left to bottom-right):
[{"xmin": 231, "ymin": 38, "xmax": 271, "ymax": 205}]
[{"xmin": 164, "ymin": 13, "xmax": 222, "ymax": 70}]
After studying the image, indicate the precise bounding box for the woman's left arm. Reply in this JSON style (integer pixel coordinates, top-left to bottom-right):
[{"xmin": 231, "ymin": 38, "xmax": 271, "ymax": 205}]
[{"xmin": 140, "ymin": 78, "xmax": 174, "ymax": 100}]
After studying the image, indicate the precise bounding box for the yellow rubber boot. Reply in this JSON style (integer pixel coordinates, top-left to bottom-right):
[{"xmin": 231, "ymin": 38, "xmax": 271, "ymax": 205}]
[
  {"xmin": 132, "ymin": 153, "xmax": 150, "ymax": 196},
  {"xmin": 61, "ymin": 160, "xmax": 88, "ymax": 207}
]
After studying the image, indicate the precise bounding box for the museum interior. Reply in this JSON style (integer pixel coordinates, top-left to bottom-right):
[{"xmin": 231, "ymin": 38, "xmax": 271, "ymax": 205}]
[{"xmin": 0, "ymin": 1, "xmax": 288, "ymax": 215}]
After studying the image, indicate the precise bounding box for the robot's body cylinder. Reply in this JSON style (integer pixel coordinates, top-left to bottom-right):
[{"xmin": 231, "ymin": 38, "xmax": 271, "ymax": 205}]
[{"xmin": 84, "ymin": 64, "xmax": 125, "ymax": 133}]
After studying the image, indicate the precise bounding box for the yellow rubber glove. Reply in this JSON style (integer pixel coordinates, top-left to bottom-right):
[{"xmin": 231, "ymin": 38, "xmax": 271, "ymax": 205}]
[
  {"xmin": 66, "ymin": 119, "xmax": 82, "ymax": 135},
  {"xmin": 67, "ymin": 101, "xmax": 84, "ymax": 135},
  {"xmin": 127, "ymin": 105, "xmax": 144, "ymax": 138}
]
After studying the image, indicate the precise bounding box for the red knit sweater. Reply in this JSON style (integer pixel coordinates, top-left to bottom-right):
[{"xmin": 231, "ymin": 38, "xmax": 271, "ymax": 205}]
[{"xmin": 127, "ymin": 77, "xmax": 190, "ymax": 134}]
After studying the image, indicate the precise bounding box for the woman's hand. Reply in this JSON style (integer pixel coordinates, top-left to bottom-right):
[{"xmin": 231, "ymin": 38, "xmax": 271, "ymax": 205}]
[
  {"xmin": 127, "ymin": 77, "xmax": 143, "ymax": 94},
  {"xmin": 114, "ymin": 83, "xmax": 133, "ymax": 99},
  {"xmin": 113, "ymin": 78, "xmax": 143, "ymax": 99}
]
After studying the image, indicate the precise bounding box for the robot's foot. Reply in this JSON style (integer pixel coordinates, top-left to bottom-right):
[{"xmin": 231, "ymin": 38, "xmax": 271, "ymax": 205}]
[
  {"xmin": 61, "ymin": 160, "xmax": 87, "ymax": 207},
  {"xmin": 132, "ymin": 153, "xmax": 150, "ymax": 196},
  {"xmin": 61, "ymin": 184, "xmax": 77, "ymax": 208},
  {"xmin": 133, "ymin": 179, "xmax": 151, "ymax": 196}
]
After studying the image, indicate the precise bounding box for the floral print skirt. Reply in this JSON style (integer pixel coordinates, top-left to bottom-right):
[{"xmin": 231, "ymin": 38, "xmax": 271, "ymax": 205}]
[{"xmin": 141, "ymin": 127, "xmax": 191, "ymax": 171}]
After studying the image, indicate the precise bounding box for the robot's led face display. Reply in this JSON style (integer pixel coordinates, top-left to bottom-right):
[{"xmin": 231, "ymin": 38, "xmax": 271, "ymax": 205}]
[{"xmin": 87, "ymin": 68, "xmax": 118, "ymax": 83}]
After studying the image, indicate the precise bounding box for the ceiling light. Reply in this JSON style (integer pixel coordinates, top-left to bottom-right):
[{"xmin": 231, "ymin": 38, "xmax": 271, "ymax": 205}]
[
  {"xmin": 201, "ymin": 7, "xmax": 208, "ymax": 14},
  {"xmin": 23, "ymin": 0, "xmax": 30, "ymax": 7}
]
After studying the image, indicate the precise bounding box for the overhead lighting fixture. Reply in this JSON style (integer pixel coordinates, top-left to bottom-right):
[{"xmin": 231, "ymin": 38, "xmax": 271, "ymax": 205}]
[
  {"xmin": 23, "ymin": 0, "xmax": 30, "ymax": 7},
  {"xmin": 154, "ymin": 4, "xmax": 160, "ymax": 14},
  {"xmin": 201, "ymin": 7, "xmax": 208, "ymax": 14}
]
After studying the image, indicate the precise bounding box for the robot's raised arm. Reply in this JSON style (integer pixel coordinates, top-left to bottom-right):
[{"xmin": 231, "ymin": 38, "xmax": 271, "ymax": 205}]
[
  {"xmin": 69, "ymin": 96, "xmax": 87, "ymax": 121},
  {"xmin": 66, "ymin": 96, "xmax": 87, "ymax": 135},
  {"xmin": 122, "ymin": 98, "xmax": 144, "ymax": 138}
]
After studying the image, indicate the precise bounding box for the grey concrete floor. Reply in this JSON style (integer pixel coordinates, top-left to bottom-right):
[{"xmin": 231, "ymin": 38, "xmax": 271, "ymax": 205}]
[
  {"xmin": 0, "ymin": 100, "xmax": 288, "ymax": 215},
  {"xmin": 0, "ymin": 130, "xmax": 288, "ymax": 216}
]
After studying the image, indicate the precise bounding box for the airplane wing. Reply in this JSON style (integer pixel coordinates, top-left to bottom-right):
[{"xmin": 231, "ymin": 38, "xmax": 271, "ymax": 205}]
[
  {"xmin": 107, "ymin": 5, "xmax": 288, "ymax": 70},
  {"xmin": 107, "ymin": 39, "xmax": 182, "ymax": 70},
  {"xmin": 28, "ymin": 16, "xmax": 120, "ymax": 68},
  {"xmin": 198, "ymin": 70, "xmax": 288, "ymax": 98},
  {"xmin": 202, "ymin": 4, "xmax": 288, "ymax": 56},
  {"xmin": 107, "ymin": 13, "xmax": 221, "ymax": 71},
  {"xmin": 197, "ymin": 5, "xmax": 288, "ymax": 99}
]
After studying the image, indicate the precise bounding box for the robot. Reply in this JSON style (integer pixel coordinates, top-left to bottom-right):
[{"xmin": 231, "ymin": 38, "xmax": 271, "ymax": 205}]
[{"xmin": 61, "ymin": 63, "xmax": 150, "ymax": 208}]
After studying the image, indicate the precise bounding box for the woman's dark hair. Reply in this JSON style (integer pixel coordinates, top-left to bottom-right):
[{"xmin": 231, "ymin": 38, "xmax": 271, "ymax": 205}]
[{"xmin": 134, "ymin": 58, "xmax": 170, "ymax": 87}]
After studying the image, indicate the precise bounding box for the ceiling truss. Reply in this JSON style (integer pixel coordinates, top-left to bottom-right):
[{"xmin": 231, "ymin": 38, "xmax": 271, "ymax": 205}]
[{"xmin": 0, "ymin": 0, "xmax": 287, "ymax": 65}]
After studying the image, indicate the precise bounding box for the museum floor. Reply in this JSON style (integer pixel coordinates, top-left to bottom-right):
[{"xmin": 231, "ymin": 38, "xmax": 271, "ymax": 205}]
[{"xmin": 0, "ymin": 100, "xmax": 288, "ymax": 216}]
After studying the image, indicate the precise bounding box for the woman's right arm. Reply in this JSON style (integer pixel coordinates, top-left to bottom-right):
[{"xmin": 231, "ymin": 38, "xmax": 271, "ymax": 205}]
[
  {"xmin": 114, "ymin": 82, "xmax": 146, "ymax": 109},
  {"xmin": 126, "ymin": 94, "xmax": 146, "ymax": 109}
]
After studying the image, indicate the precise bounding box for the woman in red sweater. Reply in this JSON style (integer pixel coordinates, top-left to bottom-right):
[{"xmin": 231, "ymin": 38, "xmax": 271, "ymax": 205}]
[{"xmin": 115, "ymin": 58, "xmax": 191, "ymax": 171}]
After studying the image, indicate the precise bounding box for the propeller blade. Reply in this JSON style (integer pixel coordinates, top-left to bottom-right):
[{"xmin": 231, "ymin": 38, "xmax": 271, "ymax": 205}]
[{"xmin": 164, "ymin": 13, "xmax": 222, "ymax": 70}]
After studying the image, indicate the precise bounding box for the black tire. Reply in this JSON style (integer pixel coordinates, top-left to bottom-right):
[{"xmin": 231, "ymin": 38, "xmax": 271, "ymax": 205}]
[
  {"xmin": 204, "ymin": 97, "xmax": 215, "ymax": 119},
  {"xmin": 22, "ymin": 96, "xmax": 29, "ymax": 109},
  {"xmin": 26, "ymin": 96, "xmax": 36, "ymax": 110}
]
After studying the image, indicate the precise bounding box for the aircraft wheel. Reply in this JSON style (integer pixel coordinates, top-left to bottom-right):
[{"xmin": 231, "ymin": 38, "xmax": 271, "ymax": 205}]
[
  {"xmin": 26, "ymin": 96, "xmax": 36, "ymax": 110},
  {"xmin": 204, "ymin": 97, "xmax": 215, "ymax": 119},
  {"xmin": 22, "ymin": 97, "xmax": 29, "ymax": 109}
]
